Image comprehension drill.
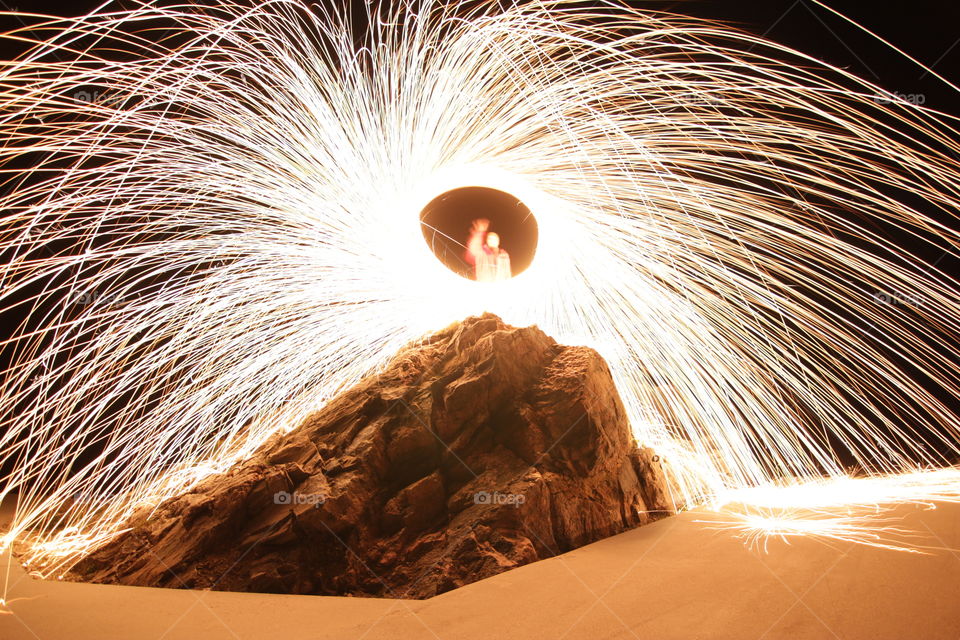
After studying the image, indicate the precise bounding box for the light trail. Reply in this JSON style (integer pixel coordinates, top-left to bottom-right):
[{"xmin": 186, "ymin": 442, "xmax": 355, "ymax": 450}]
[
  {"xmin": 700, "ymin": 467, "xmax": 960, "ymax": 552},
  {"xmin": 0, "ymin": 0, "xmax": 959, "ymax": 591}
]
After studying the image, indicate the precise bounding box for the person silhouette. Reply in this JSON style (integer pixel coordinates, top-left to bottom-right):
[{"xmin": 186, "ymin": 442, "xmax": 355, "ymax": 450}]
[{"xmin": 465, "ymin": 218, "xmax": 511, "ymax": 282}]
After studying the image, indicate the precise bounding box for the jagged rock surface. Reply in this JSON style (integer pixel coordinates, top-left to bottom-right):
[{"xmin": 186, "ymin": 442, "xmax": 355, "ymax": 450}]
[{"xmin": 70, "ymin": 314, "xmax": 672, "ymax": 598}]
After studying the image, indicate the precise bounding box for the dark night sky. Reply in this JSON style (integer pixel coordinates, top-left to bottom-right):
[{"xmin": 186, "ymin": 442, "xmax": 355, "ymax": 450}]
[{"xmin": 3, "ymin": 1, "xmax": 959, "ymax": 91}]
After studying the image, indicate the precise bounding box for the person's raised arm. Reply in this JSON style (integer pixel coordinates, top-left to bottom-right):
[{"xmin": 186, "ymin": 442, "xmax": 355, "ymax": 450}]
[{"xmin": 464, "ymin": 218, "xmax": 489, "ymax": 265}]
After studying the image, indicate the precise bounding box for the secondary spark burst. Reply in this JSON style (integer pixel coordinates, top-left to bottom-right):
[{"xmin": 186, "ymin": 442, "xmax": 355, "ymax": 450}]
[
  {"xmin": 1, "ymin": 0, "xmax": 960, "ymax": 585},
  {"xmin": 700, "ymin": 467, "xmax": 960, "ymax": 553}
]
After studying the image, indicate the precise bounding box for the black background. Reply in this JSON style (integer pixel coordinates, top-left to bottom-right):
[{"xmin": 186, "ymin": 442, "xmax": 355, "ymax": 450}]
[{"xmin": 2, "ymin": 1, "xmax": 958, "ymax": 109}]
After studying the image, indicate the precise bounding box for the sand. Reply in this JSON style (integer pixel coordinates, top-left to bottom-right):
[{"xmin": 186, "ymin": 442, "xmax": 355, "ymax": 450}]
[{"xmin": 2, "ymin": 500, "xmax": 959, "ymax": 639}]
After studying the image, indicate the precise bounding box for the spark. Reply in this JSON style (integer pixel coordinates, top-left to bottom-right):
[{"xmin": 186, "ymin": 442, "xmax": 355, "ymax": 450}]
[
  {"xmin": 1, "ymin": 0, "xmax": 960, "ymax": 586},
  {"xmin": 699, "ymin": 467, "xmax": 960, "ymax": 553},
  {"xmin": 0, "ymin": 595, "xmax": 43, "ymax": 615}
]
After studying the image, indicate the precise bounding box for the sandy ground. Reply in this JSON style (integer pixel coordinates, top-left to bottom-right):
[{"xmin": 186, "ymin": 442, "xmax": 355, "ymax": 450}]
[{"xmin": 1, "ymin": 500, "xmax": 959, "ymax": 640}]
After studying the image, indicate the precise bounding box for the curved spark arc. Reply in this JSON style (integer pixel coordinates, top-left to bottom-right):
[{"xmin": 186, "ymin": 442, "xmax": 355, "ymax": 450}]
[{"xmin": 0, "ymin": 0, "xmax": 959, "ymax": 583}]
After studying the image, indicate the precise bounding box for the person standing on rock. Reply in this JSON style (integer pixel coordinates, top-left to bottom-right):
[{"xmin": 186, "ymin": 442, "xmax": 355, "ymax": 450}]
[{"xmin": 465, "ymin": 218, "xmax": 511, "ymax": 282}]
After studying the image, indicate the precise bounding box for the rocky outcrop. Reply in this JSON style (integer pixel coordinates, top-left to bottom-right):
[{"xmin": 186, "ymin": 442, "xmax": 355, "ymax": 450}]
[{"xmin": 70, "ymin": 313, "xmax": 673, "ymax": 598}]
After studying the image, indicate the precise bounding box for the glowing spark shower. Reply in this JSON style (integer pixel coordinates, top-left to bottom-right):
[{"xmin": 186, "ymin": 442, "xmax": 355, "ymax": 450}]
[{"xmin": 1, "ymin": 0, "xmax": 960, "ymax": 588}]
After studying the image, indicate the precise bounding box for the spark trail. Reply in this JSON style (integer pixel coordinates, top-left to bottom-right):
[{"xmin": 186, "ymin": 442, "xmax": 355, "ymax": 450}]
[{"xmin": 1, "ymin": 0, "xmax": 960, "ymax": 583}]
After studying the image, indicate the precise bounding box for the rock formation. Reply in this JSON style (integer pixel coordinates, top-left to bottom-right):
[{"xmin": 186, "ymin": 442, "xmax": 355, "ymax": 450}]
[{"xmin": 70, "ymin": 313, "xmax": 673, "ymax": 598}]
